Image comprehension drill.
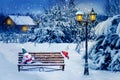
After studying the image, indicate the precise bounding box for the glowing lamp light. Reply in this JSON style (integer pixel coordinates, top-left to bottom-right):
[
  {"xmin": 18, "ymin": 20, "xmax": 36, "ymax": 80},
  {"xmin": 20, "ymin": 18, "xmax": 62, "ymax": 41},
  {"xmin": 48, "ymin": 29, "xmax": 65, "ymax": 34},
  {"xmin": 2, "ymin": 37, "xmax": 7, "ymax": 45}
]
[
  {"xmin": 22, "ymin": 26, "xmax": 28, "ymax": 32},
  {"xmin": 76, "ymin": 10, "xmax": 84, "ymax": 22},
  {"xmin": 89, "ymin": 8, "xmax": 97, "ymax": 22},
  {"xmin": 76, "ymin": 14, "xmax": 83, "ymax": 22}
]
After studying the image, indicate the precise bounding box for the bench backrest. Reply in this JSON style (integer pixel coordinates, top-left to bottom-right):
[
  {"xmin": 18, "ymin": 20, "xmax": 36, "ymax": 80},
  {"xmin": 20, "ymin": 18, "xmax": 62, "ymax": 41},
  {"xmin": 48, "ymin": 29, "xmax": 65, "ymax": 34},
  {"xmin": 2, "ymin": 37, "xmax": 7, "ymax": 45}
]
[{"xmin": 18, "ymin": 52, "xmax": 64, "ymax": 64}]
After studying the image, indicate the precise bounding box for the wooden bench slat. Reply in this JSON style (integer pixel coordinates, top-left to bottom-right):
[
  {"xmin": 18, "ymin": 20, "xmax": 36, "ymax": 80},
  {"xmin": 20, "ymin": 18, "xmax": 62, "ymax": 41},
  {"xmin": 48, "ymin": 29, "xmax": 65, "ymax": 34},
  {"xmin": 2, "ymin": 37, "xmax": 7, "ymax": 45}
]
[
  {"xmin": 31, "ymin": 53, "xmax": 61, "ymax": 55},
  {"xmin": 18, "ymin": 57, "xmax": 64, "ymax": 61},
  {"xmin": 18, "ymin": 63, "xmax": 65, "ymax": 66},
  {"xmin": 19, "ymin": 52, "xmax": 61, "ymax": 54},
  {"xmin": 35, "ymin": 61, "xmax": 64, "ymax": 63},
  {"xmin": 19, "ymin": 55, "xmax": 63, "ymax": 57},
  {"xmin": 33, "ymin": 55, "xmax": 63, "ymax": 57},
  {"xmin": 18, "ymin": 56, "xmax": 61, "ymax": 58},
  {"xmin": 19, "ymin": 54, "xmax": 63, "ymax": 57},
  {"xmin": 18, "ymin": 58, "xmax": 64, "ymax": 60},
  {"xmin": 34, "ymin": 58, "xmax": 64, "ymax": 61},
  {"xmin": 19, "ymin": 52, "xmax": 60, "ymax": 53},
  {"xmin": 19, "ymin": 54, "xmax": 61, "ymax": 56}
]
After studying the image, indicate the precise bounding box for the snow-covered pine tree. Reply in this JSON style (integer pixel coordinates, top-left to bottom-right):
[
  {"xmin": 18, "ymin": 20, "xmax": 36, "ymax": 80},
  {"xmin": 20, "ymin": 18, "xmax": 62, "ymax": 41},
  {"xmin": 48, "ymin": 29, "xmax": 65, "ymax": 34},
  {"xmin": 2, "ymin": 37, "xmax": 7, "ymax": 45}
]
[
  {"xmin": 95, "ymin": 15, "xmax": 120, "ymax": 36},
  {"xmin": 106, "ymin": 0, "xmax": 120, "ymax": 16},
  {"xmin": 34, "ymin": 4, "xmax": 79, "ymax": 43},
  {"xmin": 116, "ymin": 23, "xmax": 120, "ymax": 36},
  {"xmin": 69, "ymin": 0, "xmax": 75, "ymax": 8},
  {"xmin": 89, "ymin": 33, "xmax": 120, "ymax": 71},
  {"xmin": 89, "ymin": 14, "xmax": 120, "ymax": 71}
]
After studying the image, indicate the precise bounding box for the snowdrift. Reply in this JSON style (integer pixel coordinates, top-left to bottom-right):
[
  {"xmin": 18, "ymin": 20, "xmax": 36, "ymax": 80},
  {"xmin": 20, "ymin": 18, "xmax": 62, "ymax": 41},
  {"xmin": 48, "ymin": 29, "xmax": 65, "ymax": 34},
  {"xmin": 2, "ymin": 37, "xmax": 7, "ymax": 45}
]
[{"xmin": 0, "ymin": 42, "xmax": 120, "ymax": 80}]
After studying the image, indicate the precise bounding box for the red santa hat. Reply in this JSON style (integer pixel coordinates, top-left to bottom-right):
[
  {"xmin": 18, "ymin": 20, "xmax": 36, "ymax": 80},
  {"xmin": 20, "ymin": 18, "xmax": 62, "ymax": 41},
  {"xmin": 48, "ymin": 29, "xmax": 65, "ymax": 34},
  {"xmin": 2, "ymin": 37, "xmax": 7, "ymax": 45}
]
[{"xmin": 62, "ymin": 51, "xmax": 69, "ymax": 59}]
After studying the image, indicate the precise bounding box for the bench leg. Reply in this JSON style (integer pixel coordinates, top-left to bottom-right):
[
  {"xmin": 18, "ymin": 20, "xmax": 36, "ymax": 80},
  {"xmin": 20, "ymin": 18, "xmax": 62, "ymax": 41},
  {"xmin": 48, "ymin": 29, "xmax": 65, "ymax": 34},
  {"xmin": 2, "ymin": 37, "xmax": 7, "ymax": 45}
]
[
  {"xmin": 62, "ymin": 65, "xmax": 65, "ymax": 71},
  {"xmin": 18, "ymin": 65, "xmax": 20, "ymax": 72},
  {"xmin": 39, "ymin": 67, "xmax": 44, "ymax": 72}
]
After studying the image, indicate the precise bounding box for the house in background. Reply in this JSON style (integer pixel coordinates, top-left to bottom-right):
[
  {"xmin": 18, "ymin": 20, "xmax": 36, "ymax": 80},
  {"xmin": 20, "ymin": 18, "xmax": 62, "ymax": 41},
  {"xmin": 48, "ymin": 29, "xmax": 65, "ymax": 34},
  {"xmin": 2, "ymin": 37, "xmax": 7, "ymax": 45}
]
[{"xmin": 3, "ymin": 15, "xmax": 36, "ymax": 32}]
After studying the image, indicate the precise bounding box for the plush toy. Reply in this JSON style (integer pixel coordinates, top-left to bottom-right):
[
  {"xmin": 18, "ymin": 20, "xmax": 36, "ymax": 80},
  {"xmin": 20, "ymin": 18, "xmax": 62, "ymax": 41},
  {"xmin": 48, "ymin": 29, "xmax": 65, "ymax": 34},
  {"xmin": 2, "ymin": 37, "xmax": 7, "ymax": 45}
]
[{"xmin": 21, "ymin": 48, "xmax": 34, "ymax": 64}]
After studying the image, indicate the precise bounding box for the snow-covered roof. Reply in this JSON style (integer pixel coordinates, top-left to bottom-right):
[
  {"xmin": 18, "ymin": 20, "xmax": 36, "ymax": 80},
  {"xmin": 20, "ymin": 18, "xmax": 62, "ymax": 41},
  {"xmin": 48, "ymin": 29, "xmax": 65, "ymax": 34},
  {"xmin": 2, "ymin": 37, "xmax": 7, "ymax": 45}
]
[{"xmin": 8, "ymin": 15, "xmax": 36, "ymax": 26}]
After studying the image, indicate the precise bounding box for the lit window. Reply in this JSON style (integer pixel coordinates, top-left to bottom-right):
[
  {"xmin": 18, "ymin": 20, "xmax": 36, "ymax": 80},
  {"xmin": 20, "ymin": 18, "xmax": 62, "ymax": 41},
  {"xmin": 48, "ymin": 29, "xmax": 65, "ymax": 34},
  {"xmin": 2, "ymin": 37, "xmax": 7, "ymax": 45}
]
[
  {"xmin": 22, "ymin": 26, "xmax": 28, "ymax": 32},
  {"xmin": 6, "ymin": 19, "xmax": 12, "ymax": 25}
]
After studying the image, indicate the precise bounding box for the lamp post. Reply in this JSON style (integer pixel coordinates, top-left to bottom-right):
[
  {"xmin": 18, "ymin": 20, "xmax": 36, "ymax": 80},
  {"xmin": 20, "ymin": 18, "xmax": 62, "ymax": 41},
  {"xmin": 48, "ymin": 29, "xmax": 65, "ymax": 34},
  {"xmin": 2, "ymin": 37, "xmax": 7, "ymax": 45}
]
[{"xmin": 76, "ymin": 8, "xmax": 97, "ymax": 75}]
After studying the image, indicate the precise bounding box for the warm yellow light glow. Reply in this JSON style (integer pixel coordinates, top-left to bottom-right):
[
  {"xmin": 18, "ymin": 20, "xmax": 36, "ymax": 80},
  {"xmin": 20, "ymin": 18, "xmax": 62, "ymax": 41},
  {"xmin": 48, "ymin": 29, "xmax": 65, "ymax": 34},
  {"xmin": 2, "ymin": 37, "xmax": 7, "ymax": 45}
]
[
  {"xmin": 90, "ymin": 14, "xmax": 96, "ymax": 22},
  {"xmin": 22, "ymin": 26, "xmax": 28, "ymax": 32},
  {"xmin": 90, "ymin": 8, "xmax": 97, "ymax": 22},
  {"xmin": 6, "ymin": 19, "xmax": 12, "ymax": 25},
  {"xmin": 76, "ymin": 14, "xmax": 83, "ymax": 22}
]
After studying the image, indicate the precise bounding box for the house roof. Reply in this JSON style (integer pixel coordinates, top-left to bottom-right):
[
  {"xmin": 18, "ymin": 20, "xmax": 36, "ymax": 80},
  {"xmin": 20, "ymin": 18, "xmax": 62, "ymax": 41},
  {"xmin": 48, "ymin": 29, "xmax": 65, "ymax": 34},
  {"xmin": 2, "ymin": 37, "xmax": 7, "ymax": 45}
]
[{"xmin": 8, "ymin": 15, "xmax": 36, "ymax": 26}]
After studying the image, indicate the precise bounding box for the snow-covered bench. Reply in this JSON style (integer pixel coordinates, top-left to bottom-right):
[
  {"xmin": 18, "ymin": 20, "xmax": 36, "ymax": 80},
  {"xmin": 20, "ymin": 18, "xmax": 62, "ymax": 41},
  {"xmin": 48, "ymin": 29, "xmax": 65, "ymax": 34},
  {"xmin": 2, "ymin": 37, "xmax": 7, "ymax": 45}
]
[{"xmin": 18, "ymin": 52, "xmax": 65, "ymax": 72}]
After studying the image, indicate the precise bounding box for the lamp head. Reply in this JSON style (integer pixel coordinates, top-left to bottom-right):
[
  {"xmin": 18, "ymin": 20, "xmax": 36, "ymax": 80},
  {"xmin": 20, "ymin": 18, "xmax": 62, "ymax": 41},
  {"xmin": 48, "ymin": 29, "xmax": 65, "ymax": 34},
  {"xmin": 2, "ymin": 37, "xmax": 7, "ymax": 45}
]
[
  {"xmin": 90, "ymin": 8, "xmax": 97, "ymax": 22},
  {"xmin": 76, "ymin": 10, "xmax": 84, "ymax": 22}
]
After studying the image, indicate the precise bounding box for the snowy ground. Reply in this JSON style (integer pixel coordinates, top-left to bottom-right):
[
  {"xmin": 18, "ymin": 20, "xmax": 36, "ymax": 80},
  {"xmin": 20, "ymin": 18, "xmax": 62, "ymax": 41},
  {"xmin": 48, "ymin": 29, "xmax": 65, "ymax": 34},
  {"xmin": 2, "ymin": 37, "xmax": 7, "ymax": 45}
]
[{"xmin": 0, "ymin": 41, "xmax": 120, "ymax": 80}]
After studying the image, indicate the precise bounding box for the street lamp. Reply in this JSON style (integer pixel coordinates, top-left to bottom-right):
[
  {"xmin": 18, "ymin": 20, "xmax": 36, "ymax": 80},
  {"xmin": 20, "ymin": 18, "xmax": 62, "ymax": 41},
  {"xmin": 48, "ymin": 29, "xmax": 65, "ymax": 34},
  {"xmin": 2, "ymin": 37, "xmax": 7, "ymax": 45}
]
[
  {"xmin": 90, "ymin": 9, "xmax": 97, "ymax": 22},
  {"xmin": 76, "ymin": 8, "xmax": 97, "ymax": 75}
]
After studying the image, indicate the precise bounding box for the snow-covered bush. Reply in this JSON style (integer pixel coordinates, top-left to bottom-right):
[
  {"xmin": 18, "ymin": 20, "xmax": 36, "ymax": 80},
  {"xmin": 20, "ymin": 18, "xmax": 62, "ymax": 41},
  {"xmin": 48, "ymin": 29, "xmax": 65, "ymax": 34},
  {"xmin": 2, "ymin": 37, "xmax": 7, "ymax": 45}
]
[
  {"xmin": 38, "ymin": 5, "xmax": 78, "ymax": 43},
  {"xmin": 89, "ymin": 33, "xmax": 120, "ymax": 71},
  {"xmin": 89, "ymin": 15, "xmax": 120, "ymax": 71},
  {"xmin": 116, "ymin": 23, "xmax": 120, "ymax": 36},
  {"xmin": 95, "ymin": 15, "xmax": 120, "ymax": 36}
]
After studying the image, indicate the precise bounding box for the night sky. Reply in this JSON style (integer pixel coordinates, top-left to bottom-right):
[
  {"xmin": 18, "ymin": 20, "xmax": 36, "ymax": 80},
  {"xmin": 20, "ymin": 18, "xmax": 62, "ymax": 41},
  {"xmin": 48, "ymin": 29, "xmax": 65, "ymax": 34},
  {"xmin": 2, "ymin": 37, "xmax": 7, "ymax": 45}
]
[{"xmin": 0, "ymin": 0, "xmax": 106, "ymax": 14}]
